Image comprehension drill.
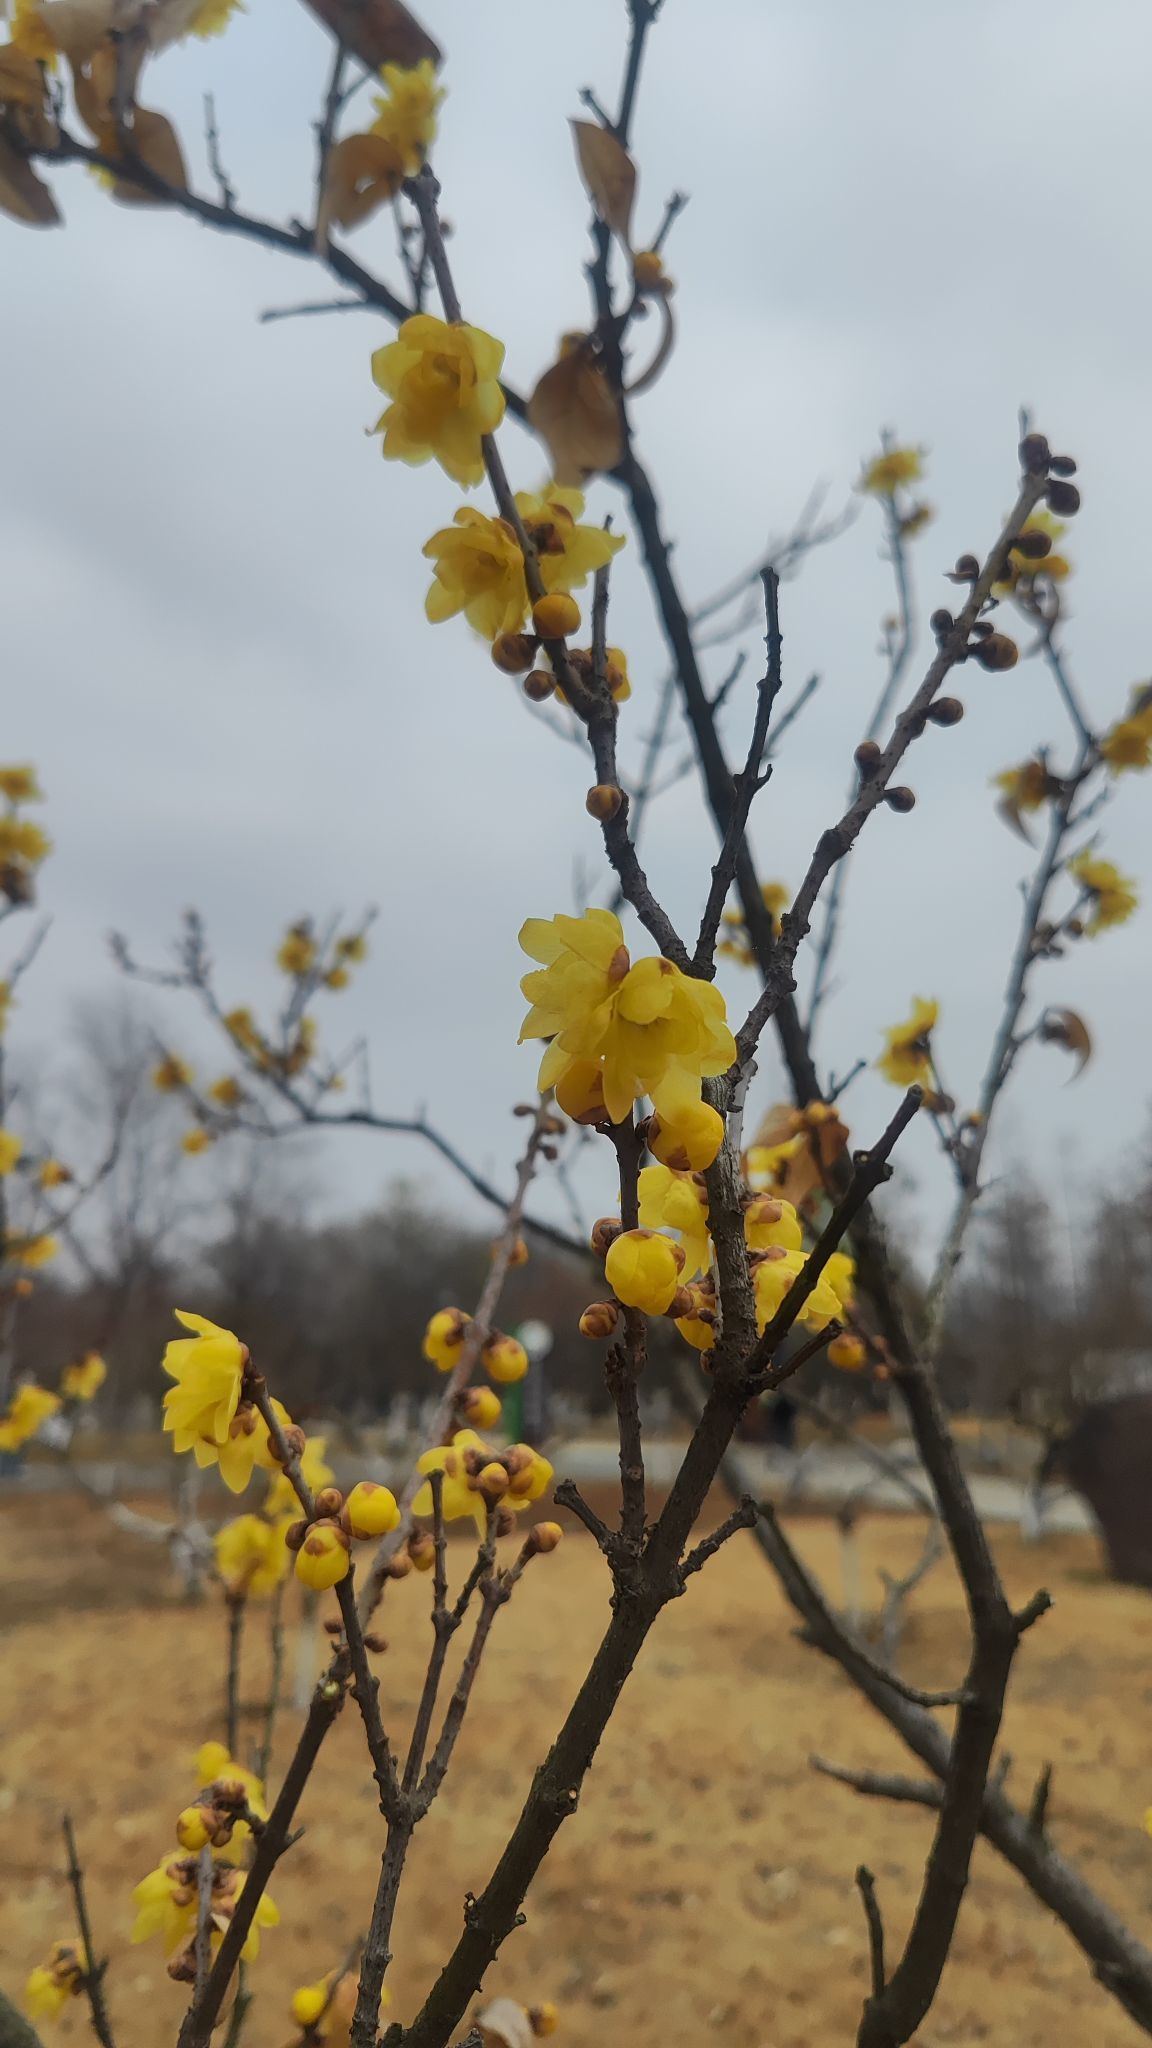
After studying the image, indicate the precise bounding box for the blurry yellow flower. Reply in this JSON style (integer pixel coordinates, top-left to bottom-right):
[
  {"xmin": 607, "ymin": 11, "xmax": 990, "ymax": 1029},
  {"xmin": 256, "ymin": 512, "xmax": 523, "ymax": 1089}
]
[
  {"xmin": 0, "ymin": 764, "xmax": 42, "ymax": 802},
  {"xmin": 295, "ymin": 1518, "xmax": 351, "ymax": 1591},
  {"xmin": 993, "ymin": 759, "xmax": 1055, "ymax": 814},
  {"xmin": 424, "ymin": 507, "xmax": 527, "ymax": 639},
  {"xmin": 604, "ymin": 1228, "xmax": 681, "ymax": 1314},
  {"xmin": 7, "ymin": 1232, "xmax": 57, "ymax": 1267},
  {"xmin": 323, "ymin": 965, "xmax": 350, "ymax": 990},
  {"xmin": 637, "ymin": 1163, "xmax": 710, "ymax": 1279},
  {"xmin": 61, "ymin": 1351, "xmax": 106, "ymax": 1401},
  {"xmin": 519, "ymin": 908, "xmax": 736, "ymax": 1126},
  {"xmin": 224, "ymin": 1006, "xmax": 260, "ymax": 1049},
  {"xmin": 460, "ymin": 1384, "xmax": 503, "ymax": 1430},
  {"xmin": 24, "ymin": 1942, "xmax": 86, "ymax": 2019},
  {"xmin": 743, "ymin": 1194, "xmax": 802, "ymax": 1254},
  {"xmin": 514, "ymin": 484, "xmax": 625, "ymax": 597},
  {"xmin": 370, "ymin": 57, "xmax": 444, "ymax": 174},
  {"xmin": 647, "ymin": 1088, "xmax": 725, "ymax": 1171},
  {"xmin": 994, "ymin": 509, "xmax": 1071, "ymax": 595},
  {"xmin": 195, "ymin": 1742, "xmax": 266, "ymax": 1824},
  {"xmin": 860, "ymin": 447, "xmax": 922, "ymax": 496},
  {"xmin": 153, "ymin": 1055, "xmax": 192, "ymax": 1092},
  {"xmin": 0, "ymin": 1129, "xmax": 21, "ymax": 1175},
  {"xmin": 484, "ymin": 1333, "xmax": 529, "ymax": 1383},
  {"xmin": 161, "ymin": 1310, "xmax": 246, "ymax": 1454},
  {"xmin": 266, "ymin": 1433, "xmax": 333, "ymax": 1515},
  {"xmin": 413, "ymin": 1428, "xmax": 488, "ymax": 1526},
  {"xmin": 277, "ymin": 925, "xmax": 316, "ymax": 976},
  {"xmin": 345, "ymin": 1479, "xmax": 401, "ymax": 1539},
  {"xmin": 336, "ymin": 931, "xmax": 368, "ymax": 962},
  {"xmin": 1100, "ymin": 685, "xmax": 1152, "ymax": 776},
  {"xmin": 0, "ymin": 1381, "xmax": 61, "ymax": 1448},
  {"xmin": 423, "ymin": 1306, "xmax": 473, "ymax": 1371},
  {"xmin": 182, "ymin": 1128, "xmax": 212, "ymax": 1155},
  {"xmin": 292, "ymin": 1968, "xmax": 390, "ymax": 2040},
  {"xmin": 0, "ymin": 816, "xmax": 50, "ymax": 865},
  {"xmin": 209, "ymin": 1075, "xmax": 243, "ymax": 1107},
  {"xmin": 824, "ymin": 1250, "xmax": 856, "ymax": 1311},
  {"xmin": 373, "ymin": 314, "xmax": 505, "ymax": 487},
  {"xmin": 36, "ymin": 1157, "xmax": 71, "ymax": 1188},
  {"xmin": 215, "ymin": 1511, "xmax": 293, "ymax": 1598},
  {"xmin": 877, "ymin": 997, "xmax": 938, "ymax": 1087},
  {"xmin": 190, "ymin": 0, "xmax": 244, "ymax": 36},
  {"xmin": 828, "ymin": 1332, "xmax": 868, "ymax": 1371},
  {"xmin": 753, "ymin": 1249, "xmax": 841, "ymax": 1334},
  {"xmin": 1069, "ymin": 853, "xmax": 1139, "ymax": 934},
  {"xmin": 0, "ymin": 983, "xmax": 10, "ymax": 1035}
]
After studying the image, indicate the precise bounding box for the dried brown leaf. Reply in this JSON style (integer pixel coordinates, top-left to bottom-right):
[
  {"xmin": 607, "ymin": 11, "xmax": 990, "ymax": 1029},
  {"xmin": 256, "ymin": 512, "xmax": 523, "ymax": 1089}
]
[
  {"xmin": 0, "ymin": 129, "xmax": 60, "ymax": 225},
  {"xmin": 301, "ymin": 0, "xmax": 441, "ymax": 70},
  {"xmin": 571, "ymin": 118, "xmax": 636, "ymax": 245},
  {"xmin": 476, "ymin": 2001, "xmax": 533, "ymax": 2048},
  {"xmin": 528, "ymin": 339, "xmax": 622, "ymax": 486},
  {"xmin": 0, "ymin": 45, "xmax": 48, "ymax": 107},
  {"xmin": 101, "ymin": 106, "xmax": 187, "ymax": 202},
  {"xmin": 318, "ymin": 131, "xmax": 404, "ymax": 239},
  {"xmin": 1040, "ymin": 1006, "xmax": 1092, "ymax": 1078}
]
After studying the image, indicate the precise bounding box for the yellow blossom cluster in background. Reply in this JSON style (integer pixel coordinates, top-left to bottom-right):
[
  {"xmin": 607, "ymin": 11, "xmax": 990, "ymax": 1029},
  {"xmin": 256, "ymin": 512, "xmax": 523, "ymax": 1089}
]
[{"xmin": 0, "ymin": 758, "xmax": 50, "ymax": 906}]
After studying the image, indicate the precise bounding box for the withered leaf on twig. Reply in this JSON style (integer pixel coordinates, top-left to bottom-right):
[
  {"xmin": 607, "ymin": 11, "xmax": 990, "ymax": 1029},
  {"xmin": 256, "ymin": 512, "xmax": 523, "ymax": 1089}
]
[
  {"xmin": 1039, "ymin": 1006, "xmax": 1092, "ymax": 1078},
  {"xmin": 317, "ymin": 131, "xmax": 404, "ymax": 238},
  {"xmin": 0, "ymin": 45, "xmax": 59, "ymax": 150},
  {"xmin": 0, "ymin": 130, "xmax": 60, "ymax": 226},
  {"xmin": 301, "ymin": 0, "xmax": 441, "ymax": 70},
  {"xmin": 105, "ymin": 107, "xmax": 188, "ymax": 203},
  {"xmin": 570, "ymin": 117, "xmax": 636, "ymax": 246},
  {"xmin": 528, "ymin": 338, "xmax": 623, "ymax": 486}
]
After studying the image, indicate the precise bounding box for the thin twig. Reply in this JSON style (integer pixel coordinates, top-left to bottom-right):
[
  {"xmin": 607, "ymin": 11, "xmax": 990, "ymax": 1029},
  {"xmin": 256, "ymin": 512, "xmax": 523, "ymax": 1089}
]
[
  {"xmin": 692, "ymin": 568, "xmax": 784, "ymax": 973},
  {"xmin": 202, "ymin": 93, "xmax": 235, "ymax": 210},
  {"xmin": 255, "ymin": 1580, "xmax": 286, "ymax": 1785},
  {"xmin": 225, "ymin": 1597, "xmax": 244, "ymax": 1761},
  {"xmin": 679, "ymin": 1497, "xmax": 757, "ymax": 1583},
  {"xmin": 62, "ymin": 1816, "xmax": 117, "ymax": 2048},
  {"xmin": 856, "ymin": 1866, "xmax": 887, "ymax": 2001}
]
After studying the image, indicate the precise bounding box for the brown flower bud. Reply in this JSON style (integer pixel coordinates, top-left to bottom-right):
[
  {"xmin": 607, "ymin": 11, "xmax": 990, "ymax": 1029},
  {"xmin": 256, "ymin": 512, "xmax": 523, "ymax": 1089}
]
[
  {"xmin": 513, "ymin": 1102, "xmax": 536, "ymax": 1115},
  {"xmin": 407, "ymin": 1530, "xmax": 436, "ymax": 1571},
  {"xmin": 1067, "ymin": 915, "xmax": 1085, "ymax": 938},
  {"xmin": 167, "ymin": 1946, "xmax": 198, "ymax": 1984},
  {"xmin": 1019, "ymin": 431, "xmax": 1051, "ymax": 474},
  {"xmin": 668, "ymin": 1286, "xmax": 696, "ymax": 1318},
  {"xmin": 972, "ymin": 633, "xmax": 1019, "ymax": 671},
  {"xmin": 854, "ymin": 740, "xmax": 882, "ymax": 779},
  {"xmin": 1045, "ymin": 478, "xmax": 1081, "ymax": 516},
  {"xmin": 946, "ymin": 553, "xmax": 981, "ymax": 583},
  {"xmin": 323, "ymin": 1614, "xmax": 343, "ymax": 1634},
  {"xmin": 579, "ymin": 1300, "xmax": 619, "ymax": 1340},
  {"xmin": 670, "ymin": 1241, "xmax": 687, "ymax": 1272},
  {"xmin": 273, "ymin": 1423, "xmax": 307, "ymax": 1466},
  {"xmin": 884, "ymin": 786, "xmax": 917, "ymax": 812},
  {"xmin": 491, "ymin": 631, "xmax": 538, "ymax": 674},
  {"xmin": 532, "ymin": 593, "xmax": 581, "ymax": 639},
  {"xmin": 363, "ymin": 1632, "xmax": 388, "ymax": 1654},
  {"xmin": 929, "ymin": 608, "xmax": 954, "ymax": 636},
  {"xmin": 523, "ymin": 668, "xmax": 556, "ymax": 702},
  {"xmin": 1049, "ymin": 453, "xmax": 1077, "ymax": 477},
  {"xmin": 529, "ymin": 1521, "xmax": 564, "ymax": 1554},
  {"xmin": 590, "ymin": 1215, "xmax": 623, "ymax": 1255},
  {"xmin": 476, "ymin": 1461, "xmax": 511, "ymax": 1500},
  {"xmin": 387, "ymin": 1552, "xmax": 413, "ymax": 1579},
  {"xmin": 586, "ymin": 782, "xmax": 624, "ymax": 821},
  {"xmin": 926, "ymin": 696, "xmax": 965, "ymax": 726},
  {"xmin": 314, "ymin": 1486, "xmax": 344, "ymax": 1518},
  {"xmin": 284, "ymin": 1519, "xmax": 309, "ymax": 1552},
  {"xmin": 1012, "ymin": 527, "xmax": 1052, "ymax": 560}
]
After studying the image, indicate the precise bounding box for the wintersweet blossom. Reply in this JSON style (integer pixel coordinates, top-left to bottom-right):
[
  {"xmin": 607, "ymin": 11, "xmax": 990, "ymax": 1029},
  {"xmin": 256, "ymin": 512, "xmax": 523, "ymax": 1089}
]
[
  {"xmin": 423, "ymin": 1306, "xmax": 472, "ymax": 1370},
  {"xmin": 0, "ymin": 764, "xmax": 42, "ymax": 802},
  {"xmin": 514, "ymin": 484, "xmax": 625, "ymax": 595},
  {"xmin": 0, "ymin": 1129, "xmax": 21, "ymax": 1174},
  {"xmin": 828, "ymin": 1332, "xmax": 868, "ymax": 1371},
  {"xmin": 605, "ymin": 1228, "xmax": 681, "ymax": 1314},
  {"xmin": 60, "ymin": 1352, "xmax": 105, "ymax": 1401},
  {"xmin": 372, "ymin": 314, "xmax": 505, "ymax": 486},
  {"xmin": 24, "ymin": 1942, "xmax": 87, "ymax": 2019},
  {"xmin": 637, "ymin": 1164, "xmax": 711, "ymax": 1280},
  {"xmin": 265, "ymin": 1434, "xmax": 333, "ymax": 1515},
  {"xmin": 161, "ymin": 1310, "xmax": 247, "ymax": 1451},
  {"xmin": 153, "ymin": 1054, "xmax": 192, "ymax": 1092},
  {"xmin": 0, "ymin": 817, "xmax": 50, "ymax": 864},
  {"xmin": 0, "ymin": 1382, "xmax": 61, "ymax": 1451},
  {"xmin": 1099, "ymin": 686, "xmax": 1152, "ymax": 775},
  {"xmin": 860, "ymin": 447, "xmax": 922, "ymax": 495},
  {"xmin": 877, "ymin": 998, "xmax": 938, "ymax": 1087},
  {"xmin": 424, "ymin": 508, "xmax": 528, "ymax": 638},
  {"xmin": 292, "ymin": 1969, "xmax": 391, "ymax": 2040},
  {"xmin": 519, "ymin": 908, "xmax": 736, "ymax": 1126},
  {"xmin": 743, "ymin": 1194, "xmax": 802, "ymax": 1254},
  {"xmin": 753, "ymin": 1249, "xmax": 841, "ymax": 1334},
  {"xmin": 1069, "ymin": 853, "xmax": 1139, "ymax": 934},
  {"xmin": 6, "ymin": 1232, "xmax": 58, "ymax": 1268},
  {"xmin": 277, "ymin": 926, "xmax": 317, "ymax": 975},
  {"xmin": 674, "ymin": 1277, "xmax": 718, "ymax": 1352},
  {"xmin": 345, "ymin": 1480, "xmax": 401, "ymax": 1539},
  {"xmin": 295, "ymin": 1518, "xmax": 351, "ymax": 1591},
  {"xmin": 413, "ymin": 1430, "xmax": 553, "ymax": 1531},
  {"xmin": 214, "ymin": 1512, "xmax": 294, "ymax": 1598},
  {"xmin": 371, "ymin": 58, "xmax": 444, "ymax": 174}
]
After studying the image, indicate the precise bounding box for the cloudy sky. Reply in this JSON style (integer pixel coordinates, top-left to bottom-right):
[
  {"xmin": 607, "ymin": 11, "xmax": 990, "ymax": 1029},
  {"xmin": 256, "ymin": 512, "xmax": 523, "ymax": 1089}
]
[{"xmin": 4, "ymin": 0, "xmax": 1150, "ymax": 1267}]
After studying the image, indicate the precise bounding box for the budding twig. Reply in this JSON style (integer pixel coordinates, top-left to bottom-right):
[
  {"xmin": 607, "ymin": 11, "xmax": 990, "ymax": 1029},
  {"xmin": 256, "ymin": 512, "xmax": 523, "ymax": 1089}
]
[{"xmin": 62, "ymin": 1815, "xmax": 117, "ymax": 2048}]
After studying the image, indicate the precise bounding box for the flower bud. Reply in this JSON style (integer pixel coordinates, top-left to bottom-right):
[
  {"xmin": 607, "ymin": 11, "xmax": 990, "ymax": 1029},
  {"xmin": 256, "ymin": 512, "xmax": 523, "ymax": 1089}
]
[
  {"xmin": 579, "ymin": 1300, "xmax": 619, "ymax": 1340},
  {"xmin": 926, "ymin": 696, "xmax": 965, "ymax": 726},
  {"xmin": 175, "ymin": 1804, "xmax": 214, "ymax": 1852},
  {"xmin": 884, "ymin": 786, "xmax": 917, "ymax": 812},
  {"xmin": 532, "ymin": 593, "xmax": 581, "ymax": 638},
  {"xmin": 604, "ymin": 1228, "xmax": 681, "ymax": 1314},
  {"xmin": 668, "ymin": 1286, "xmax": 696, "ymax": 1318},
  {"xmin": 854, "ymin": 740, "xmax": 882, "ymax": 779},
  {"xmin": 1045, "ymin": 478, "xmax": 1080, "ymax": 516},
  {"xmin": 632, "ymin": 249, "xmax": 666, "ymax": 291},
  {"xmin": 274, "ymin": 1423, "xmax": 307, "ymax": 1466},
  {"xmin": 529, "ymin": 1522, "xmax": 564, "ymax": 1554},
  {"xmin": 345, "ymin": 1480, "xmax": 401, "ymax": 1540},
  {"xmin": 491, "ymin": 632, "xmax": 538, "ymax": 674},
  {"xmin": 477, "ymin": 1461, "xmax": 511, "ymax": 1500},
  {"xmin": 407, "ymin": 1529, "xmax": 436, "ymax": 1571},
  {"xmin": 483, "ymin": 1333, "xmax": 529, "ymax": 1384},
  {"xmin": 363, "ymin": 1632, "xmax": 388, "ymax": 1653},
  {"xmin": 1012, "ymin": 527, "xmax": 1052, "ymax": 560},
  {"xmin": 294, "ymin": 1518, "xmax": 351, "ymax": 1592},
  {"xmin": 828, "ymin": 1332, "xmax": 868, "ymax": 1372},
  {"xmin": 387, "ymin": 1552, "xmax": 413, "ymax": 1579},
  {"xmin": 946, "ymin": 553, "xmax": 981, "ymax": 583},
  {"xmin": 529, "ymin": 2003, "xmax": 560, "ymax": 2036},
  {"xmin": 314, "ymin": 1486, "xmax": 344, "ymax": 1518},
  {"xmin": 586, "ymin": 782, "xmax": 624, "ymax": 821},
  {"xmin": 1019, "ymin": 431, "xmax": 1051, "ymax": 474},
  {"xmin": 495, "ymin": 1505, "xmax": 519, "ymax": 1537},
  {"xmin": 284, "ymin": 1519, "xmax": 309, "ymax": 1552},
  {"xmin": 523, "ymin": 668, "xmax": 556, "ymax": 701},
  {"xmin": 971, "ymin": 633, "xmax": 1019, "ymax": 672},
  {"xmin": 498, "ymin": 1235, "xmax": 529, "ymax": 1268},
  {"xmin": 590, "ymin": 1216, "xmax": 623, "ymax": 1255},
  {"xmin": 460, "ymin": 1385, "xmax": 503, "ymax": 1429},
  {"xmin": 929, "ymin": 608, "xmax": 954, "ymax": 636},
  {"xmin": 1049, "ymin": 453, "xmax": 1077, "ymax": 477}
]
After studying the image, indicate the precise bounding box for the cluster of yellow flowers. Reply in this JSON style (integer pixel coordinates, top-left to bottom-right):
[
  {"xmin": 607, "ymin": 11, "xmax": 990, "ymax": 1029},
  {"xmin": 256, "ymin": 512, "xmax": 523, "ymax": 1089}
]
[
  {"xmin": 0, "ymin": 1351, "xmax": 105, "ymax": 1452},
  {"xmin": 0, "ymin": 761, "xmax": 50, "ymax": 906},
  {"xmin": 423, "ymin": 1307, "xmax": 528, "ymax": 1386},
  {"xmin": 1068, "ymin": 852, "xmax": 1139, "ymax": 935},
  {"xmin": 858, "ymin": 446, "xmax": 933, "ymax": 536},
  {"xmin": 132, "ymin": 1744, "xmax": 278, "ymax": 1980},
  {"xmin": 414, "ymin": 1429, "xmax": 556, "ymax": 1536},
  {"xmin": 23, "ymin": 1940, "xmax": 89, "ymax": 2021},
  {"xmin": 518, "ymin": 907, "xmax": 735, "ymax": 1146}
]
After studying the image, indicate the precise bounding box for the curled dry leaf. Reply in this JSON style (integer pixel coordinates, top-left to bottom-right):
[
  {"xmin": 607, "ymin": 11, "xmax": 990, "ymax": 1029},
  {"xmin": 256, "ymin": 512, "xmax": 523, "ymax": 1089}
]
[
  {"xmin": 1039, "ymin": 1006, "xmax": 1092, "ymax": 1078},
  {"xmin": 301, "ymin": 0, "xmax": 441, "ymax": 70},
  {"xmin": 747, "ymin": 1101, "xmax": 850, "ymax": 1210},
  {"xmin": 528, "ymin": 338, "xmax": 623, "ymax": 486},
  {"xmin": 317, "ymin": 131, "xmax": 404, "ymax": 239},
  {"xmin": 103, "ymin": 107, "xmax": 188, "ymax": 202},
  {"xmin": 476, "ymin": 2000, "xmax": 534, "ymax": 2048},
  {"xmin": 0, "ymin": 130, "xmax": 60, "ymax": 225},
  {"xmin": 571, "ymin": 118, "xmax": 636, "ymax": 246}
]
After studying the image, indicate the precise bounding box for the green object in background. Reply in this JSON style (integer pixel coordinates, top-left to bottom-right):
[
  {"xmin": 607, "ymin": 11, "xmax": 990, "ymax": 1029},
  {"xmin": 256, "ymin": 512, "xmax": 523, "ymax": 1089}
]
[{"xmin": 501, "ymin": 1381, "xmax": 524, "ymax": 1440}]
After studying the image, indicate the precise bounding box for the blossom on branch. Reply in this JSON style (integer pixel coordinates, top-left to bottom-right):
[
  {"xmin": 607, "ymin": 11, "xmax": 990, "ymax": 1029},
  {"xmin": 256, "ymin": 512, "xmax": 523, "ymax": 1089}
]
[
  {"xmin": 371, "ymin": 57, "xmax": 444, "ymax": 173},
  {"xmin": 372, "ymin": 314, "xmax": 505, "ymax": 486},
  {"xmin": 1068, "ymin": 853, "xmax": 1138, "ymax": 934},
  {"xmin": 877, "ymin": 997, "xmax": 938, "ymax": 1087}
]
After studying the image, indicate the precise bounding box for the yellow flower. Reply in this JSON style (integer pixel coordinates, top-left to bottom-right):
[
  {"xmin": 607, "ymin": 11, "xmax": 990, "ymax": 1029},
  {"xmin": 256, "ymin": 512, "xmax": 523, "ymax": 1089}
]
[
  {"xmin": 0, "ymin": 1382, "xmax": 60, "ymax": 1447},
  {"xmin": 0, "ymin": 816, "xmax": 50, "ymax": 865},
  {"xmin": 277, "ymin": 926, "xmax": 316, "ymax": 976},
  {"xmin": 860, "ymin": 447, "xmax": 922, "ymax": 496},
  {"xmin": 224, "ymin": 1006, "xmax": 261, "ymax": 1049},
  {"xmin": 265, "ymin": 1434, "xmax": 333, "ymax": 1515},
  {"xmin": 637, "ymin": 1163, "xmax": 711, "ymax": 1279},
  {"xmin": 0, "ymin": 763, "xmax": 42, "ymax": 802},
  {"xmin": 0, "ymin": 982, "xmax": 10, "ymax": 1035},
  {"xmin": 36, "ymin": 1157, "xmax": 71, "ymax": 1188},
  {"xmin": 993, "ymin": 759, "xmax": 1055, "ymax": 814},
  {"xmin": 1069, "ymin": 853, "xmax": 1139, "ymax": 934},
  {"xmin": 604, "ymin": 1228, "xmax": 681, "ymax": 1314},
  {"xmin": 993, "ymin": 509, "xmax": 1071, "ymax": 596},
  {"xmin": 153, "ymin": 1055, "xmax": 192, "ymax": 1092},
  {"xmin": 877, "ymin": 997, "xmax": 938, "ymax": 1087},
  {"xmin": 753, "ymin": 1249, "xmax": 841, "ymax": 1334},
  {"xmin": 0, "ymin": 1129, "xmax": 22, "ymax": 1175},
  {"xmin": 647, "ymin": 1088, "xmax": 726, "ymax": 1171},
  {"xmin": 423, "ymin": 1307, "xmax": 473, "ymax": 1371},
  {"xmin": 195, "ymin": 1743, "xmax": 267, "ymax": 1843},
  {"xmin": 161, "ymin": 1309, "xmax": 247, "ymax": 1453},
  {"xmin": 370, "ymin": 57, "xmax": 444, "ymax": 174},
  {"xmin": 743, "ymin": 1194, "xmax": 802, "ymax": 1254},
  {"xmin": 215, "ymin": 1512, "xmax": 293, "ymax": 1597},
  {"xmin": 182, "ymin": 1128, "xmax": 212, "ymax": 1155},
  {"xmin": 483, "ymin": 1333, "xmax": 529, "ymax": 1383},
  {"xmin": 295, "ymin": 1518, "xmax": 351, "ymax": 1591},
  {"xmin": 336, "ymin": 931, "xmax": 369, "ymax": 962},
  {"xmin": 209, "ymin": 1075, "xmax": 243, "ymax": 1107},
  {"xmin": 413, "ymin": 1430, "xmax": 551, "ymax": 1529},
  {"xmin": 514, "ymin": 484, "xmax": 625, "ymax": 597},
  {"xmin": 828, "ymin": 1332, "xmax": 868, "ymax": 1372},
  {"xmin": 24, "ymin": 1942, "xmax": 86, "ymax": 2019},
  {"xmin": 131, "ymin": 1860, "xmax": 199, "ymax": 1950},
  {"xmin": 824, "ymin": 1251, "xmax": 856, "ymax": 1311},
  {"xmin": 373, "ymin": 314, "xmax": 505, "ymax": 487},
  {"xmin": 61, "ymin": 1351, "xmax": 106, "ymax": 1401},
  {"xmin": 461, "ymin": 1384, "xmax": 503, "ymax": 1429},
  {"xmin": 505, "ymin": 1443, "xmax": 553, "ymax": 1505},
  {"xmin": 519, "ymin": 908, "xmax": 736, "ymax": 1127},
  {"xmin": 190, "ymin": 0, "xmax": 244, "ymax": 36},
  {"xmin": 292, "ymin": 1969, "xmax": 390, "ymax": 2040},
  {"xmin": 324, "ymin": 965, "xmax": 350, "ymax": 990},
  {"xmin": 345, "ymin": 1479, "xmax": 401, "ymax": 1539},
  {"xmin": 1100, "ymin": 686, "xmax": 1152, "ymax": 776},
  {"xmin": 424, "ymin": 507, "xmax": 527, "ymax": 639},
  {"xmin": 674, "ymin": 1278, "xmax": 718, "ymax": 1352},
  {"xmin": 7, "ymin": 1231, "xmax": 57, "ymax": 1268}
]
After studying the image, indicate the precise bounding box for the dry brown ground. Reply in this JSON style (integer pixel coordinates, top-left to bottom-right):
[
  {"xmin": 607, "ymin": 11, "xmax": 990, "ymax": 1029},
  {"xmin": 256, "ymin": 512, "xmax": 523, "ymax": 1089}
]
[{"xmin": 3, "ymin": 1489, "xmax": 1152, "ymax": 2048}]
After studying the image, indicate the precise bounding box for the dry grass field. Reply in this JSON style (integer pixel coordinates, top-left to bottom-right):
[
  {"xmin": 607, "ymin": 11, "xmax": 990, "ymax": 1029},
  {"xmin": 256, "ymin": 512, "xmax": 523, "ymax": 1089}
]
[{"xmin": 3, "ymin": 1488, "xmax": 1152, "ymax": 2047}]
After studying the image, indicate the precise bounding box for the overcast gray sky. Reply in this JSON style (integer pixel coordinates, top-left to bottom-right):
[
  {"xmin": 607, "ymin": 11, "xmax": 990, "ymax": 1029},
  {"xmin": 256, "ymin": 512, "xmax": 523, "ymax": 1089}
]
[{"xmin": 3, "ymin": 0, "xmax": 1149, "ymax": 1263}]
